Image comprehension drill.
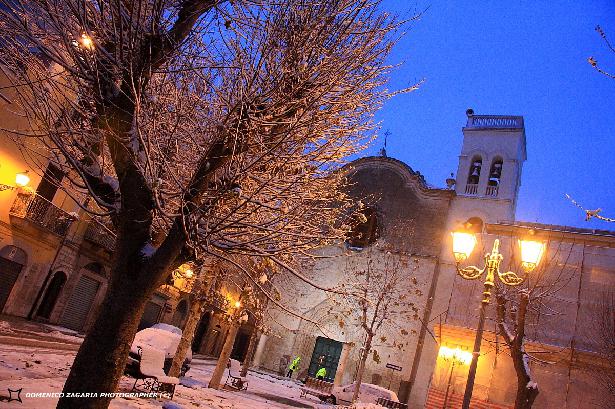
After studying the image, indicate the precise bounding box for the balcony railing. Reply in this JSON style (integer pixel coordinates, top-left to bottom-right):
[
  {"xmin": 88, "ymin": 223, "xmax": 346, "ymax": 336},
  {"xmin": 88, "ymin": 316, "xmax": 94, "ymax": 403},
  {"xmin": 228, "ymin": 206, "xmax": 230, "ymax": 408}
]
[
  {"xmin": 10, "ymin": 192, "xmax": 75, "ymax": 237},
  {"xmin": 485, "ymin": 185, "xmax": 499, "ymax": 197},
  {"xmin": 84, "ymin": 220, "xmax": 116, "ymax": 251},
  {"xmin": 465, "ymin": 184, "xmax": 478, "ymax": 195},
  {"xmin": 466, "ymin": 115, "xmax": 523, "ymax": 129}
]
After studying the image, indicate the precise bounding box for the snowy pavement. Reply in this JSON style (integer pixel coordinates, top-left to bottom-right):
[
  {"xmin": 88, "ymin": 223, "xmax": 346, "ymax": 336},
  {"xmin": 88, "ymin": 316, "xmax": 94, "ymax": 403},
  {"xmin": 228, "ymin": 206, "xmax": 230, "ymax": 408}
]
[{"xmin": 0, "ymin": 344, "xmax": 338, "ymax": 408}]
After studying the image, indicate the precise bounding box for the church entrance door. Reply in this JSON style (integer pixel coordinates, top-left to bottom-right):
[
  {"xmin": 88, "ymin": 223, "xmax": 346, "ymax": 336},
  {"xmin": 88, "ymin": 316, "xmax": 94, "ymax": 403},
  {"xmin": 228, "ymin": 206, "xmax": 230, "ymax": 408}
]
[{"xmin": 308, "ymin": 336, "xmax": 343, "ymax": 382}]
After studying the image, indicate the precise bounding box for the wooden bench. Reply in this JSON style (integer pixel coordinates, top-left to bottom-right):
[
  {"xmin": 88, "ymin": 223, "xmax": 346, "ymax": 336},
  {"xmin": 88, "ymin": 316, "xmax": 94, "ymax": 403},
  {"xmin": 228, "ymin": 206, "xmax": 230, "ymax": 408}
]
[
  {"xmin": 131, "ymin": 346, "xmax": 179, "ymax": 399},
  {"xmin": 300, "ymin": 377, "xmax": 334, "ymax": 400},
  {"xmin": 224, "ymin": 359, "xmax": 248, "ymax": 391},
  {"xmin": 376, "ymin": 397, "xmax": 408, "ymax": 409}
]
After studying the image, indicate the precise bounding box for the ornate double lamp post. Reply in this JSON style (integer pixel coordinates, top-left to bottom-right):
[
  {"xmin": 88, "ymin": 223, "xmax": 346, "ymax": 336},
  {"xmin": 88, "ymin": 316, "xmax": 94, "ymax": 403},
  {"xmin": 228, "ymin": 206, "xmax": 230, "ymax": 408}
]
[{"xmin": 451, "ymin": 227, "xmax": 544, "ymax": 409}]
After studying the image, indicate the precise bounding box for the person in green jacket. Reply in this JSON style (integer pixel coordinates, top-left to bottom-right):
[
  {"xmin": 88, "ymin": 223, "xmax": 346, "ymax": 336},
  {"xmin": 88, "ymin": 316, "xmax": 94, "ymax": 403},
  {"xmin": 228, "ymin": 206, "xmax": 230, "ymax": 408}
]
[
  {"xmin": 316, "ymin": 367, "xmax": 327, "ymax": 380},
  {"xmin": 287, "ymin": 356, "xmax": 301, "ymax": 378}
]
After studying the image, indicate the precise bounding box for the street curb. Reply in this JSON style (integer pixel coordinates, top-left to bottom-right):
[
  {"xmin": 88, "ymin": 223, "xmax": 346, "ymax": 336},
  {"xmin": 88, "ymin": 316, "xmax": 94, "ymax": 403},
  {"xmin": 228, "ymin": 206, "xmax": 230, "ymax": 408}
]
[{"xmin": 0, "ymin": 335, "xmax": 81, "ymax": 351}]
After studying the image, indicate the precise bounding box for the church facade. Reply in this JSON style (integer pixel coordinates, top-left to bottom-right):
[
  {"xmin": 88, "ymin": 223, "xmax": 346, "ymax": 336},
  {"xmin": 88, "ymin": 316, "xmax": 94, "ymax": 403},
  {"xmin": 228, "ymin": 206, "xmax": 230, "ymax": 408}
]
[{"xmin": 254, "ymin": 111, "xmax": 615, "ymax": 409}]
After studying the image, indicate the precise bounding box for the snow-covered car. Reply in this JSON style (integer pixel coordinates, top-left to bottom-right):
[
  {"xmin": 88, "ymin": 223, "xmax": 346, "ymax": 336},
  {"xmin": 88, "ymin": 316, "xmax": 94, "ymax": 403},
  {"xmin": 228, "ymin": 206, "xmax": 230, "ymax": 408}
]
[
  {"xmin": 124, "ymin": 323, "xmax": 192, "ymax": 377},
  {"xmin": 323, "ymin": 382, "xmax": 399, "ymax": 405}
]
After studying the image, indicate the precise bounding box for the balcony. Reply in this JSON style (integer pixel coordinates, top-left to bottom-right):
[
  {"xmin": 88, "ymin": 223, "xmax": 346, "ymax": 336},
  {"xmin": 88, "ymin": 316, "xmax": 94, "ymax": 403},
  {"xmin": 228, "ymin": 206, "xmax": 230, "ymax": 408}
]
[
  {"xmin": 465, "ymin": 184, "xmax": 478, "ymax": 195},
  {"xmin": 9, "ymin": 192, "xmax": 75, "ymax": 237},
  {"xmin": 465, "ymin": 115, "xmax": 523, "ymax": 129},
  {"xmin": 83, "ymin": 220, "xmax": 116, "ymax": 252},
  {"xmin": 485, "ymin": 185, "xmax": 499, "ymax": 197}
]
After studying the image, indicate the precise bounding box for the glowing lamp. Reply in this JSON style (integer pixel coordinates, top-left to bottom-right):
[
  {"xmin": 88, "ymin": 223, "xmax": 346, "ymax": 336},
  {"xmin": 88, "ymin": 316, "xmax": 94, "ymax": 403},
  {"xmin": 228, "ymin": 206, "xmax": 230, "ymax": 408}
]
[
  {"xmin": 451, "ymin": 231, "xmax": 477, "ymax": 263},
  {"xmin": 80, "ymin": 34, "xmax": 94, "ymax": 49},
  {"xmin": 438, "ymin": 345, "xmax": 472, "ymax": 365},
  {"xmin": 15, "ymin": 171, "xmax": 30, "ymax": 187},
  {"xmin": 439, "ymin": 345, "xmax": 454, "ymax": 360},
  {"xmin": 519, "ymin": 239, "xmax": 544, "ymax": 271},
  {"xmin": 184, "ymin": 268, "xmax": 193, "ymax": 279},
  {"xmin": 234, "ymin": 301, "xmax": 241, "ymax": 308}
]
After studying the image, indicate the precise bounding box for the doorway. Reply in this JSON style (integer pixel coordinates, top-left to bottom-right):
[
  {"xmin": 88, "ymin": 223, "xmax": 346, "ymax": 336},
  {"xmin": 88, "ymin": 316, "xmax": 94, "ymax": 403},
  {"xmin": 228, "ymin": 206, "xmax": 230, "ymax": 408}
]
[
  {"xmin": 192, "ymin": 312, "xmax": 211, "ymax": 352},
  {"xmin": 231, "ymin": 329, "xmax": 252, "ymax": 362},
  {"xmin": 36, "ymin": 271, "xmax": 67, "ymax": 319},
  {"xmin": 59, "ymin": 275, "xmax": 101, "ymax": 331},
  {"xmin": 308, "ymin": 336, "xmax": 343, "ymax": 382},
  {"xmin": 0, "ymin": 245, "xmax": 27, "ymax": 313}
]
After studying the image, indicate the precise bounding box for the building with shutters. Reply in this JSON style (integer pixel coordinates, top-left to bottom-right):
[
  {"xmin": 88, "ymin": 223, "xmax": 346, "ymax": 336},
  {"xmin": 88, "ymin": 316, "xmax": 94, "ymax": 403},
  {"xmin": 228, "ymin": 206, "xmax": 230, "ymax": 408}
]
[
  {"xmin": 0, "ymin": 144, "xmax": 193, "ymax": 333},
  {"xmin": 0, "ymin": 68, "xmax": 194, "ymax": 334},
  {"xmin": 254, "ymin": 111, "xmax": 615, "ymax": 409}
]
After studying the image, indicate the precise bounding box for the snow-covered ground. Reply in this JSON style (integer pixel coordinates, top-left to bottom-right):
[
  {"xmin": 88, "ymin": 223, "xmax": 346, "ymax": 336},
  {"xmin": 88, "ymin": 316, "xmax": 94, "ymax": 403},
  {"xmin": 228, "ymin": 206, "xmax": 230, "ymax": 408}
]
[{"xmin": 0, "ymin": 344, "xmax": 383, "ymax": 409}]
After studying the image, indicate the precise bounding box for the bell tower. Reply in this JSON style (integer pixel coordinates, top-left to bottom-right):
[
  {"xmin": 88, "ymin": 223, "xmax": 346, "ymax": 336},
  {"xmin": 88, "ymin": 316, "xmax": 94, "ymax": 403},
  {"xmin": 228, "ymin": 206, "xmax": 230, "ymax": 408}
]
[{"xmin": 450, "ymin": 109, "xmax": 527, "ymax": 224}]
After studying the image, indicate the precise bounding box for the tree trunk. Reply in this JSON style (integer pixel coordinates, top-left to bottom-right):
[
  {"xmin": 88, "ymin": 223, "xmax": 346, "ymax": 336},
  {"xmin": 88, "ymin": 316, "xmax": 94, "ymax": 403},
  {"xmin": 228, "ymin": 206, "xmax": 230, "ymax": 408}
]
[
  {"xmin": 208, "ymin": 322, "xmax": 240, "ymax": 389},
  {"xmin": 497, "ymin": 292, "xmax": 539, "ymax": 409},
  {"xmin": 168, "ymin": 295, "xmax": 206, "ymax": 377},
  {"xmin": 512, "ymin": 294, "xmax": 539, "ymax": 409},
  {"xmin": 240, "ymin": 331, "xmax": 259, "ymax": 377},
  {"xmin": 352, "ymin": 335, "xmax": 372, "ymax": 403},
  {"xmin": 57, "ymin": 274, "xmax": 151, "ymax": 409},
  {"xmin": 513, "ymin": 355, "xmax": 539, "ymax": 409}
]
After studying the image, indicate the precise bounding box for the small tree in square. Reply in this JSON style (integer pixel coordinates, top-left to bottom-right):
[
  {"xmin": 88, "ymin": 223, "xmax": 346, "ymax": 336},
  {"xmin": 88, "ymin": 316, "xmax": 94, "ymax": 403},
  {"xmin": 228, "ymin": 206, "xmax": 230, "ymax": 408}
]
[{"xmin": 336, "ymin": 248, "xmax": 421, "ymax": 403}]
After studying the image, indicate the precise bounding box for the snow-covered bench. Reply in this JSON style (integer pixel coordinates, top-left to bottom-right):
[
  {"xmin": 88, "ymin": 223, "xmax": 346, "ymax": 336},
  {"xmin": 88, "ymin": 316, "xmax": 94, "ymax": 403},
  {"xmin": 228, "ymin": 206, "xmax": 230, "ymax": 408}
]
[
  {"xmin": 376, "ymin": 397, "xmax": 408, "ymax": 408},
  {"xmin": 300, "ymin": 377, "xmax": 334, "ymax": 400},
  {"xmin": 225, "ymin": 359, "xmax": 248, "ymax": 391},
  {"xmin": 131, "ymin": 346, "xmax": 179, "ymax": 399}
]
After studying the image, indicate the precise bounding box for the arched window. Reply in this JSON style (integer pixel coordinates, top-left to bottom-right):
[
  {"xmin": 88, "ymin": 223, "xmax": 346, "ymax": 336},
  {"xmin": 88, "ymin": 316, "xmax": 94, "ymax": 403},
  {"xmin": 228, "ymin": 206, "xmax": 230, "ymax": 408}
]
[
  {"xmin": 488, "ymin": 158, "xmax": 503, "ymax": 186},
  {"xmin": 467, "ymin": 156, "xmax": 482, "ymax": 186},
  {"xmin": 486, "ymin": 157, "xmax": 503, "ymax": 196},
  {"xmin": 466, "ymin": 217, "xmax": 484, "ymax": 233},
  {"xmin": 346, "ymin": 207, "xmax": 379, "ymax": 250}
]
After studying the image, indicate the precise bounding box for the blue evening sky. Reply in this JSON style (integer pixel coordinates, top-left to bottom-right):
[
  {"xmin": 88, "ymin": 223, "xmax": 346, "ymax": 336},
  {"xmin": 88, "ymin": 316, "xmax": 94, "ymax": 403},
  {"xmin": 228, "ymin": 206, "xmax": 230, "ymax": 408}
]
[{"xmin": 370, "ymin": 0, "xmax": 615, "ymax": 230}]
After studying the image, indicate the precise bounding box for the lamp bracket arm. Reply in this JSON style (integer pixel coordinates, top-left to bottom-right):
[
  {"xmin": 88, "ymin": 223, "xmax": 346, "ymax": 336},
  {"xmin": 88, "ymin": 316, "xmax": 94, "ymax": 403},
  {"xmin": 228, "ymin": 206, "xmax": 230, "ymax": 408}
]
[
  {"xmin": 456, "ymin": 265, "xmax": 484, "ymax": 280},
  {"xmin": 498, "ymin": 270, "xmax": 525, "ymax": 286}
]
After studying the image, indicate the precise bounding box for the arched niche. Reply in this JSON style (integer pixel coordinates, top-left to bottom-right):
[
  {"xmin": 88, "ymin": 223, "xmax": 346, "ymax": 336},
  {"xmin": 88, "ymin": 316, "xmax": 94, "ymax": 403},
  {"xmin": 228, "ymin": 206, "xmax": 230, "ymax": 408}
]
[
  {"xmin": 488, "ymin": 157, "xmax": 503, "ymax": 187},
  {"xmin": 467, "ymin": 155, "xmax": 483, "ymax": 186},
  {"xmin": 172, "ymin": 299, "xmax": 189, "ymax": 328},
  {"xmin": 36, "ymin": 271, "xmax": 67, "ymax": 319}
]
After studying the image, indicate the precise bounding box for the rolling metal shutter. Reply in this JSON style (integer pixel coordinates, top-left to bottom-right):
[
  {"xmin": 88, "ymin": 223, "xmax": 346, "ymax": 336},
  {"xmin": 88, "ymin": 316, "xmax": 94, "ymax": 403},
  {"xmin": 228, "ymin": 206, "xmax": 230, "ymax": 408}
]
[
  {"xmin": 0, "ymin": 257, "xmax": 23, "ymax": 312},
  {"xmin": 60, "ymin": 275, "xmax": 100, "ymax": 331}
]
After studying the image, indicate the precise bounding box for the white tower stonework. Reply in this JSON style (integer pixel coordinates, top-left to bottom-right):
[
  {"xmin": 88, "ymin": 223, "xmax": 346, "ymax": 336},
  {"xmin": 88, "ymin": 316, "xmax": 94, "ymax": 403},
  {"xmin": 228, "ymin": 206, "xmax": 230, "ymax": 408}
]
[
  {"xmin": 408, "ymin": 111, "xmax": 528, "ymax": 408},
  {"xmin": 450, "ymin": 109, "xmax": 527, "ymax": 225}
]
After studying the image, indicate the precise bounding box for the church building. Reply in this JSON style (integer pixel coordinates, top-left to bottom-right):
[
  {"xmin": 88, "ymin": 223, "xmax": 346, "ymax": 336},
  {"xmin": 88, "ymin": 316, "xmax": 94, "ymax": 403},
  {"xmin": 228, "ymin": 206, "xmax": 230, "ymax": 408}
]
[{"xmin": 254, "ymin": 110, "xmax": 615, "ymax": 409}]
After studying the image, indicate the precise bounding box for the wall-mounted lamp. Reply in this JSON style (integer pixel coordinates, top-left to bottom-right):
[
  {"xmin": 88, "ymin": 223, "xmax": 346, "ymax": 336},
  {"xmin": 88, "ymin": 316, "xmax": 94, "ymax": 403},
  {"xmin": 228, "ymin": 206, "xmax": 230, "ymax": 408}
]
[
  {"xmin": 15, "ymin": 171, "xmax": 30, "ymax": 187},
  {"xmin": 0, "ymin": 171, "xmax": 30, "ymax": 191}
]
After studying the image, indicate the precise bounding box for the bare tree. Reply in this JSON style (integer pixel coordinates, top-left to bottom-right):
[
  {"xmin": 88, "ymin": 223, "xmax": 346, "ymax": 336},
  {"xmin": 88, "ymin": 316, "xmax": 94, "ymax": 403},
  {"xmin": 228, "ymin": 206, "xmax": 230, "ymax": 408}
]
[
  {"xmin": 167, "ymin": 262, "xmax": 221, "ymax": 378},
  {"xmin": 496, "ymin": 290, "xmax": 538, "ymax": 409},
  {"xmin": 336, "ymin": 249, "xmax": 419, "ymax": 403},
  {"xmin": 0, "ymin": 1, "xmax": 408, "ymax": 407},
  {"xmin": 566, "ymin": 194, "xmax": 615, "ymax": 223},
  {"xmin": 494, "ymin": 239, "xmax": 580, "ymax": 409},
  {"xmin": 588, "ymin": 25, "xmax": 615, "ymax": 79},
  {"xmin": 168, "ymin": 254, "xmax": 272, "ymax": 381}
]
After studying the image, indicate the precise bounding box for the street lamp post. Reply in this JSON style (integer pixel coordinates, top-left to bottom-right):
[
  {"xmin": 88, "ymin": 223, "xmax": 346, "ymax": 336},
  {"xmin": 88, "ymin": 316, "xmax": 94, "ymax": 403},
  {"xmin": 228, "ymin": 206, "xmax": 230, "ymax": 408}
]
[
  {"xmin": 451, "ymin": 229, "xmax": 544, "ymax": 409},
  {"xmin": 438, "ymin": 346, "xmax": 471, "ymax": 409}
]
